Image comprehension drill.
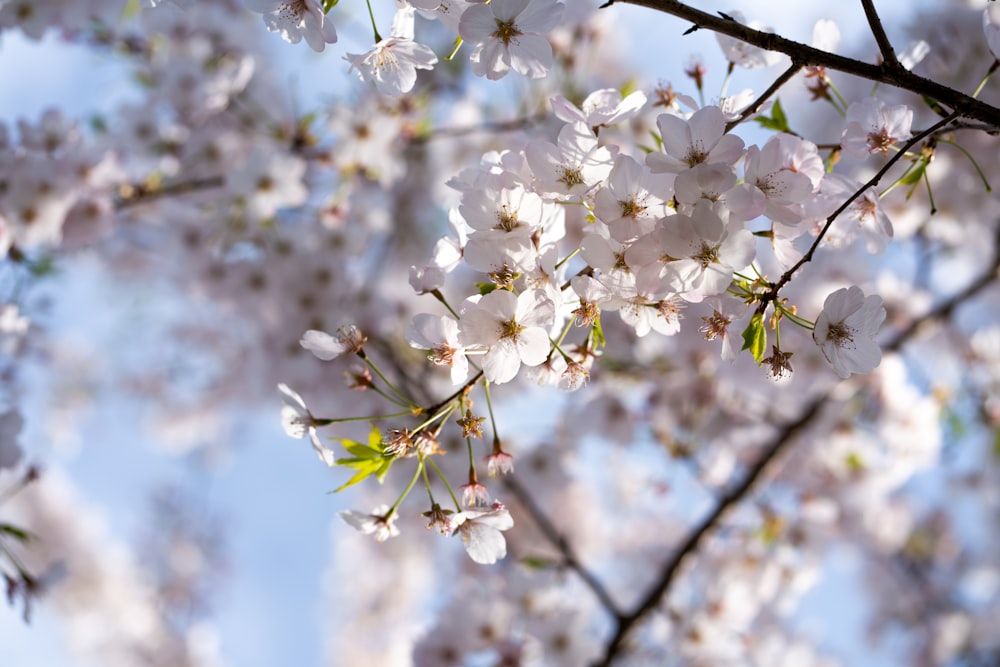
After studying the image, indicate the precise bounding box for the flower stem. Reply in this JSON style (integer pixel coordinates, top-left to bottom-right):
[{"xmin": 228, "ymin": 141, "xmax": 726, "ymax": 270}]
[{"xmin": 364, "ymin": 0, "xmax": 382, "ymax": 42}]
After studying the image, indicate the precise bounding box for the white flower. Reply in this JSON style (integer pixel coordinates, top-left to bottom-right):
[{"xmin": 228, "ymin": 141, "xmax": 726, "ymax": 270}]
[
  {"xmin": 406, "ymin": 313, "xmax": 469, "ymax": 385},
  {"xmin": 459, "ymin": 289, "xmax": 554, "ymax": 384},
  {"xmin": 340, "ymin": 504, "xmax": 400, "ymax": 542},
  {"xmin": 247, "ymin": 0, "xmax": 338, "ymax": 52},
  {"xmin": 452, "ymin": 501, "xmax": 514, "ymax": 564},
  {"xmin": 840, "ymin": 98, "xmax": 912, "ymax": 159},
  {"xmin": 813, "ymin": 286, "xmax": 886, "ymax": 378},
  {"xmin": 344, "ymin": 6, "xmax": 438, "ymax": 96},
  {"xmin": 458, "ymin": 0, "xmax": 564, "ymax": 80},
  {"xmin": 551, "ymin": 88, "xmax": 647, "ymax": 128},
  {"xmin": 646, "ymin": 106, "xmax": 745, "ymax": 174},
  {"xmin": 715, "ymin": 11, "xmax": 783, "ymax": 68},
  {"xmin": 986, "ymin": 4, "xmax": 1000, "ymax": 60},
  {"xmin": 300, "ymin": 325, "xmax": 367, "ymax": 360},
  {"xmin": 278, "ymin": 384, "xmax": 336, "ymax": 466}
]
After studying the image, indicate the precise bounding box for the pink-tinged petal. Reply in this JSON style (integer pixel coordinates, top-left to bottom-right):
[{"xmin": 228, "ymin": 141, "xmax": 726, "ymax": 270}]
[
  {"xmin": 458, "ymin": 3, "xmax": 499, "ymax": 40},
  {"xmin": 516, "ymin": 327, "xmax": 550, "ymax": 366},
  {"xmin": 459, "ymin": 523, "xmax": 507, "ymax": 564},
  {"xmin": 482, "ymin": 338, "xmax": 522, "ymax": 384},
  {"xmin": 508, "ymin": 33, "xmax": 553, "ymax": 78},
  {"xmin": 301, "ymin": 329, "xmax": 345, "ymax": 360},
  {"xmin": 517, "ymin": 0, "xmax": 563, "ymax": 32},
  {"xmin": 687, "ymin": 106, "xmax": 725, "ymax": 142}
]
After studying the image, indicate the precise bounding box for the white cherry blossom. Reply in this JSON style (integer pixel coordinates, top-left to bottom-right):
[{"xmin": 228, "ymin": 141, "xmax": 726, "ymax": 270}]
[
  {"xmin": 247, "ymin": 0, "xmax": 338, "ymax": 52},
  {"xmin": 459, "ymin": 289, "xmax": 554, "ymax": 384},
  {"xmin": 458, "ymin": 0, "xmax": 564, "ymax": 80},
  {"xmin": 813, "ymin": 286, "xmax": 886, "ymax": 378}
]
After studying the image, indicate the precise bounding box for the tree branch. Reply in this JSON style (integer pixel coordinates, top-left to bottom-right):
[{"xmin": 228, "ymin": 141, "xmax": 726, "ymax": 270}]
[
  {"xmin": 861, "ymin": 0, "xmax": 900, "ymax": 70},
  {"xmin": 503, "ymin": 476, "xmax": 625, "ymax": 620},
  {"xmin": 592, "ymin": 396, "xmax": 824, "ymax": 666},
  {"xmin": 592, "ymin": 224, "xmax": 1000, "ymax": 666},
  {"xmin": 759, "ymin": 110, "xmax": 961, "ymax": 312},
  {"xmin": 601, "ymin": 0, "xmax": 1000, "ymax": 126},
  {"xmin": 725, "ymin": 62, "xmax": 802, "ymax": 133}
]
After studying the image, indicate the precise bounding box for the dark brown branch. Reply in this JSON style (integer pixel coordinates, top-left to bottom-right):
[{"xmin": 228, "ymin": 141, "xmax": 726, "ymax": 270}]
[
  {"xmin": 503, "ymin": 476, "xmax": 625, "ymax": 620},
  {"xmin": 725, "ymin": 62, "xmax": 802, "ymax": 133},
  {"xmin": 593, "ymin": 397, "xmax": 826, "ymax": 666},
  {"xmin": 884, "ymin": 225, "xmax": 1000, "ymax": 353},
  {"xmin": 861, "ymin": 0, "xmax": 900, "ymax": 70},
  {"xmin": 406, "ymin": 113, "xmax": 548, "ymax": 146},
  {"xmin": 600, "ymin": 0, "xmax": 1000, "ymax": 127},
  {"xmin": 591, "ymin": 224, "xmax": 1000, "ymax": 666},
  {"xmin": 115, "ymin": 176, "xmax": 225, "ymax": 210},
  {"xmin": 759, "ymin": 110, "xmax": 961, "ymax": 313}
]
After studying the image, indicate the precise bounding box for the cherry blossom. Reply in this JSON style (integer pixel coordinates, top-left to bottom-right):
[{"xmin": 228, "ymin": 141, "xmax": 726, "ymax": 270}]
[
  {"xmin": 459, "ymin": 289, "xmax": 554, "ymax": 384},
  {"xmin": 405, "ymin": 314, "xmax": 469, "ymax": 385},
  {"xmin": 452, "ymin": 502, "xmax": 514, "ymax": 564},
  {"xmin": 247, "ymin": 0, "xmax": 338, "ymax": 52},
  {"xmin": 813, "ymin": 286, "xmax": 887, "ymax": 378},
  {"xmin": 840, "ymin": 97, "xmax": 913, "ymax": 159},
  {"xmin": 344, "ymin": 5, "xmax": 438, "ymax": 96},
  {"xmin": 646, "ymin": 105, "xmax": 746, "ymax": 174},
  {"xmin": 458, "ymin": 0, "xmax": 564, "ymax": 80},
  {"xmin": 277, "ymin": 383, "xmax": 336, "ymax": 466},
  {"xmin": 340, "ymin": 505, "xmax": 400, "ymax": 542}
]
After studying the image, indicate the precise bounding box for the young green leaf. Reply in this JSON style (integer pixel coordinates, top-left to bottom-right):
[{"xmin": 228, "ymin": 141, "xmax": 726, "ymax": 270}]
[{"xmin": 740, "ymin": 312, "xmax": 767, "ymax": 364}]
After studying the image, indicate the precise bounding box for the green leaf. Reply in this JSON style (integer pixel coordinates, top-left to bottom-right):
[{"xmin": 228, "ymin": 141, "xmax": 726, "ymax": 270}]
[
  {"xmin": 322, "ymin": 0, "xmax": 339, "ymax": 14},
  {"xmin": 740, "ymin": 312, "xmax": 767, "ymax": 364},
  {"xmin": 754, "ymin": 98, "xmax": 791, "ymax": 133},
  {"xmin": 0, "ymin": 524, "xmax": 34, "ymax": 543},
  {"xmin": 591, "ymin": 315, "xmax": 606, "ymax": 348},
  {"xmin": 899, "ymin": 160, "xmax": 928, "ymax": 188},
  {"xmin": 122, "ymin": 0, "xmax": 140, "ymax": 19},
  {"xmin": 367, "ymin": 424, "xmax": 382, "ymax": 449},
  {"xmin": 334, "ymin": 438, "xmax": 381, "ymax": 460},
  {"xmin": 374, "ymin": 458, "xmax": 394, "ymax": 483},
  {"xmin": 332, "ymin": 465, "xmax": 378, "ymax": 493}
]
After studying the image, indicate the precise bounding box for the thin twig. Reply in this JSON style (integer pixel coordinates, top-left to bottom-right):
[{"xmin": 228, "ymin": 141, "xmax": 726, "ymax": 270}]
[
  {"xmin": 115, "ymin": 176, "xmax": 225, "ymax": 209},
  {"xmin": 407, "ymin": 114, "xmax": 548, "ymax": 146},
  {"xmin": 593, "ymin": 397, "xmax": 826, "ymax": 666},
  {"xmin": 593, "ymin": 234, "xmax": 1000, "ymax": 665},
  {"xmin": 600, "ymin": 0, "xmax": 1000, "ymax": 126},
  {"xmin": 861, "ymin": 0, "xmax": 900, "ymax": 70},
  {"xmin": 759, "ymin": 110, "xmax": 960, "ymax": 312},
  {"xmin": 503, "ymin": 476, "xmax": 625, "ymax": 620},
  {"xmin": 725, "ymin": 62, "xmax": 802, "ymax": 133}
]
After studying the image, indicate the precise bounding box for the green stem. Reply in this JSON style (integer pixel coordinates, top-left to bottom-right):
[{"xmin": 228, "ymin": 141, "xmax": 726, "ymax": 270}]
[
  {"xmin": 938, "ymin": 139, "xmax": 992, "ymax": 193},
  {"xmin": 364, "ymin": 0, "xmax": 382, "ymax": 42},
  {"xmin": 432, "ymin": 289, "xmax": 461, "ymax": 319},
  {"xmin": 427, "ymin": 458, "xmax": 462, "ymax": 511},
  {"xmin": 388, "ymin": 460, "xmax": 424, "ymax": 516},
  {"xmin": 483, "ymin": 379, "xmax": 501, "ymax": 447},
  {"xmin": 316, "ymin": 411, "xmax": 414, "ymax": 425},
  {"xmin": 973, "ymin": 59, "xmax": 1000, "ymax": 98},
  {"xmin": 362, "ymin": 354, "xmax": 418, "ymax": 410}
]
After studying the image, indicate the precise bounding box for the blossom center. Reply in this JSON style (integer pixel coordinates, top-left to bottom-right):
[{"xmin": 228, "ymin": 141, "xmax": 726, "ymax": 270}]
[
  {"xmin": 499, "ymin": 318, "xmax": 524, "ymax": 341},
  {"xmin": 492, "ymin": 19, "xmax": 522, "ymax": 46},
  {"xmin": 429, "ymin": 344, "xmax": 456, "ymax": 367},
  {"xmin": 558, "ymin": 166, "xmax": 585, "ymax": 189},
  {"xmin": 825, "ymin": 322, "xmax": 856, "ymax": 348},
  {"xmin": 693, "ymin": 243, "xmax": 720, "ymax": 268},
  {"xmin": 866, "ymin": 127, "xmax": 896, "ymax": 155},
  {"xmin": 683, "ymin": 141, "xmax": 709, "ymax": 167},
  {"xmin": 619, "ymin": 196, "xmax": 647, "ymax": 219},
  {"xmin": 495, "ymin": 204, "xmax": 519, "ymax": 232}
]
